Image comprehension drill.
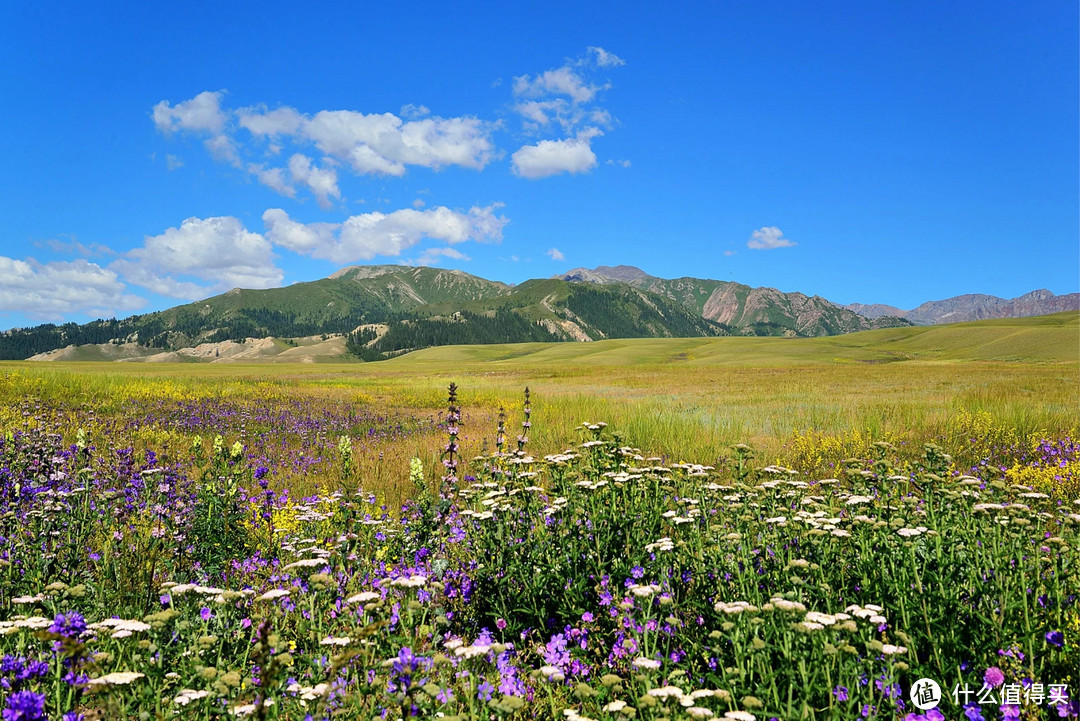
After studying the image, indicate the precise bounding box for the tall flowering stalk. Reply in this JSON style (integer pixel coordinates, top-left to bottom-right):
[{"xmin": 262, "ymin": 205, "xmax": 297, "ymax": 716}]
[
  {"xmin": 516, "ymin": 387, "xmax": 531, "ymax": 455},
  {"xmin": 496, "ymin": 406, "xmax": 506, "ymax": 455},
  {"xmin": 441, "ymin": 383, "xmax": 460, "ymax": 499}
]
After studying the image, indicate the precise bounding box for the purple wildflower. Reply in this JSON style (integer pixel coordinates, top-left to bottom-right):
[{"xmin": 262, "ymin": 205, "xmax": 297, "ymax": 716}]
[
  {"xmin": 833, "ymin": 685, "xmax": 849, "ymax": 702},
  {"xmin": 983, "ymin": 667, "xmax": 1005, "ymax": 687},
  {"xmin": 1046, "ymin": 630, "xmax": 1065, "ymax": 648},
  {"xmin": 1000, "ymin": 704, "xmax": 1021, "ymax": 720},
  {"xmin": 2, "ymin": 690, "xmax": 46, "ymax": 721},
  {"xmin": 48, "ymin": 612, "xmax": 86, "ymax": 639}
]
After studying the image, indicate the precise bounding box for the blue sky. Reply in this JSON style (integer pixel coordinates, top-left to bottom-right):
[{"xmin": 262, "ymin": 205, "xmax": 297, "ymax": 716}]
[{"xmin": 0, "ymin": 1, "xmax": 1076, "ymax": 329}]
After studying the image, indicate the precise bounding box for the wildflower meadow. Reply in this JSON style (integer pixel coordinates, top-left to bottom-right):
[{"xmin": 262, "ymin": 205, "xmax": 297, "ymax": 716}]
[{"xmin": 0, "ymin": 366, "xmax": 1077, "ymax": 721}]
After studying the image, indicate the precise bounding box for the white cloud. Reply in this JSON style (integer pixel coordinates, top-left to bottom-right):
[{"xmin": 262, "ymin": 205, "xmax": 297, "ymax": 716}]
[
  {"xmin": 113, "ymin": 216, "xmax": 282, "ymax": 299},
  {"xmin": 260, "ymin": 209, "xmax": 337, "ymax": 255},
  {"xmin": 747, "ymin": 226, "xmax": 796, "ymax": 250},
  {"xmin": 546, "ymin": 247, "xmax": 565, "ymax": 261},
  {"xmin": 400, "ymin": 103, "xmax": 430, "ymax": 119},
  {"xmin": 288, "ymin": 154, "xmax": 340, "ymax": 208},
  {"xmin": 511, "ymin": 130, "xmax": 600, "ymax": 179},
  {"xmin": 237, "ymin": 106, "xmax": 303, "ymax": 137},
  {"xmin": 152, "ymin": 90, "xmax": 228, "ymax": 134},
  {"xmin": 723, "ymin": 250, "xmax": 737, "ymax": 256},
  {"xmin": 412, "ymin": 198, "xmax": 426, "ymax": 208},
  {"xmin": 204, "ymin": 134, "xmax": 241, "ymax": 167},
  {"xmin": 166, "ymin": 154, "xmax": 184, "ymax": 170},
  {"xmin": 410, "ymin": 246, "xmax": 471, "ymax": 266},
  {"xmin": 513, "ymin": 66, "xmax": 596, "ymax": 103},
  {"xmin": 605, "ymin": 158, "xmax": 631, "ymax": 168},
  {"xmin": 263, "ymin": 204, "xmax": 508, "ymax": 264},
  {"xmin": 156, "ymin": 94, "xmax": 498, "ymax": 203},
  {"xmin": 509, "ymin": 48, "xmax": 622, "ymax": 174},
  {"xmin": 0, "ymin": 257, "xmax": 144, "ymax": 320},
  {"xmin": 247, "ymin": 164, "xmax": 296, "ymax": 198},
  {"xmin": 588, "ymin": 46, "xmax": 625, "ymax": 68},
  {"xmin": 37, "ymin": 237, "xmax": 114, "ymax": 258}
]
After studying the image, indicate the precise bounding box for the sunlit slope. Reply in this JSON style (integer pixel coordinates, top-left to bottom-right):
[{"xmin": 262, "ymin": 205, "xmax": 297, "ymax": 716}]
[{"xmin": 387, "ymin": 312, "xmax": 1079, "ymax": 367}]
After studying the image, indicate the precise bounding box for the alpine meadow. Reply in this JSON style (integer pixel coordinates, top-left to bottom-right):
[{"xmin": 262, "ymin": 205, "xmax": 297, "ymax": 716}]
[{"xmin": 0, "ymin": 2, "xmax": 1078, "ymax": 721}]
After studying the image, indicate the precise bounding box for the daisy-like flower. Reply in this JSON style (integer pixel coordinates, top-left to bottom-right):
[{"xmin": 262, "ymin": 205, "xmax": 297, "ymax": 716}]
[
  {"xmin": 539, "ymin": 664, "xmax": 565, "ymax": 682},
  {"xmin": 632, "ymin": 657, "xmax": 661, "ymax": 670},
  {"xmin": 769, "ymin": 598, "xmax": 807, "ymax": 613},
  {"xmin": 255, "ymin": 589, "xmax": 291, "ymax": 602},
  {"xmin": 346, "ymin": 591, "xmax": 381, "ymax": 604},
  {"xmin": 87, "ymin": 671, "xmax": 145, "ymax": 686},
  {"xmin": 630, "ymin": 584, "xmax": 660, "ymax": 598},
  {"xmin": 390, "ymin": 575, "xmax": 428, "ymax": 588},
  {"xmin": 715, "ymin": 601, "xmax": 758, "ymax": 615},
  {"xmin": 648, "ymin": 685, "xmax": 685, "ymax": 698},
  {"xmin": 319, "ymin": 636, "xmax": 351, "ymax": 646},
  {"xmin": 686, "ymin": 708, "xmax": 715, "ymax": 719},
  {"xmin": 174, "ymin": 689, "xmax": 211, "ymax": 705},
  {"xmin": 603, "ymin": 700, "xmax": 627, "ymax": 712},
  {"xmin": 724, "ymin": 712, "xmax": 756, "ymax": 721},
  {"xmin": 283, "ymin": 558, "xmax": 326, "ymax": 571},
  {"xmin": 804, "ymin": 611, "xmax": 837, "ymax": 626}
]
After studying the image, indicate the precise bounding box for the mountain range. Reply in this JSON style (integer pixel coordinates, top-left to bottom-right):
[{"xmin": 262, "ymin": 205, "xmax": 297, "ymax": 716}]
[
  {"xmin": 843, "ymin": 288, "xmax": 1079, "ymax": 325},
  {"xmin": 2, "ymin": 264, "xmax": 1073, "ymax": 362}
]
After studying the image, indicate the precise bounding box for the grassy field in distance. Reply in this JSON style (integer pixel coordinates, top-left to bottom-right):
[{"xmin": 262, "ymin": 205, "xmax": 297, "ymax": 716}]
[{"xmin": 2, "ymin": 312, "xmax": 1076, "ymax": 496}]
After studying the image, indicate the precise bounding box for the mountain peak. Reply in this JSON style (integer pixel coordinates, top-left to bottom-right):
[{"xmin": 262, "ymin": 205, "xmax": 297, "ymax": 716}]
[
  {"xmin": 555, "ymin": 265, "xmax": 655, "ymax": 284},
  {"xmin": 328, "ymin": 264, "xmax": 405, "ymax": 280}
]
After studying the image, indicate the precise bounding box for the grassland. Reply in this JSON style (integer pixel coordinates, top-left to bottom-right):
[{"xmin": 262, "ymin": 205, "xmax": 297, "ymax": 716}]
[
  {"xmin": 3, "ymin": 313, "xmax": 1076, "ymax": 500},
  {"xmin": 0, "ymin": 313, "xmax": 1077, "ymax": 719}
]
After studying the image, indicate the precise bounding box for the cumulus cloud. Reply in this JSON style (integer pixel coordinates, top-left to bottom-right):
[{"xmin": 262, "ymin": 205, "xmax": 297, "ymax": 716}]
[
  {"xmin": 237, "ymin": 106, "xmax": 304, "ymax": 137},
  {"xmin": 112, "ymin": 216, "xmax": 283, "ymax": 299},
  {"xmin": 156, "ymin": 93, "xmax": 496, "ymax": 193},
  {"xmin": 152, "ymin": 90, "xmax": 228, "ymax": 134},
  {"xmin": 204, "ymin": 134, "xmax": 242, "ymax": 166},
  {"xmin": 509, "ymin": 48, "xmax": 622, "ymax": 175},
  {"xmin": 546, "ymin": 247, "xmax": 565, "ymax": 261},
  {"xmin": 512, "ymin": 130, "xmax": 600, "ymax": 179},
  {"xmin": 260, "ymin": 209, "xmax": 338, "ymax": 255},
  {"xmin": 247, "ymin": 164, "xmax": 295, "ymax": 198},
  {"xmin": 513, "ymin": 66, "xmax": 597, "ymax": 103},
  {"xmin": 263, "ymin": 204, "xmax": 507, "ymax": 264},
  {"xmin": 747, "ymin": 226, "xmax": 796, "ymax": 250},
  {"xmin": 0, "ymin": 257, "xmax": 144, "ymax": 320},
  {"xmin": 410, "ymin": 246, "xmax": 471, "ymax": 266},
  {"xmin": 288, "ymin": 154, "xmax": 340, "ymax": 208},
  {"xmin": 588, "ymin": 46, "xmax": 625, "ymax": 68}
]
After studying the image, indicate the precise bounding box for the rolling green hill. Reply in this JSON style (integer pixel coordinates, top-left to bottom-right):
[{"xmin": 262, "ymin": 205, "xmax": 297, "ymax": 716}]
[{"xmin": 383, "ymin": 311, "xmax": 1080, "ymax": 367}]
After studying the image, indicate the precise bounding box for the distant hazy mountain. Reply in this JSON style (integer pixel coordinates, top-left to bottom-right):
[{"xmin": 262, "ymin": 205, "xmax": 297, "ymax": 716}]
[{"xmin": 844, "ymin": 289, "xmax": 1080, "ymax": 325}]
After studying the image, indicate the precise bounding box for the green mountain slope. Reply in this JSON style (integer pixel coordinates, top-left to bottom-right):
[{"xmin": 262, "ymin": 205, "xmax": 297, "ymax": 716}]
[
  {"xmin": 0, "ymin": 264, "xmax": 927, "ymax": 361},
  {"xmin": 0, "ymin": 266, "xmax": 511, "ymax": 359},
  {"xmin": 557, "ymin": 266, "xmax": 910, "ymax": 336}
]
